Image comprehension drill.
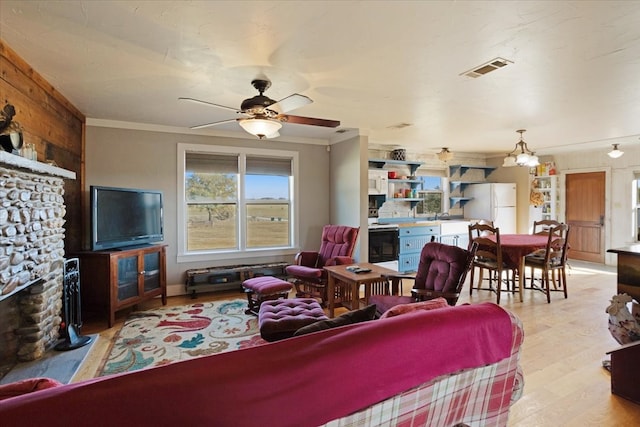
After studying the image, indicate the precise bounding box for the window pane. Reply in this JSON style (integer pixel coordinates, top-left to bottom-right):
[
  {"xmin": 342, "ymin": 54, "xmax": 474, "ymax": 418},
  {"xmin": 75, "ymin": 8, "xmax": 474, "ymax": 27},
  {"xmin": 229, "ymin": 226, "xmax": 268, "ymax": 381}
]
[
  {"xmin": 246, "ymin": 204, "xmax": 290, "ymax": 247},
  {"xmin": 185, "ymin": 166, "xmax": 238, "ymax": 250},
  {"xmin": 246, "ymin": 174, "xmax": 290, "ymax": 247},
  {"xmin": 421, "ymin": 176, "xmax": 444, "ymax": 190},
  {"xmin": 187, "ymin": 204, "xmax": 237, "ymax": 250}
]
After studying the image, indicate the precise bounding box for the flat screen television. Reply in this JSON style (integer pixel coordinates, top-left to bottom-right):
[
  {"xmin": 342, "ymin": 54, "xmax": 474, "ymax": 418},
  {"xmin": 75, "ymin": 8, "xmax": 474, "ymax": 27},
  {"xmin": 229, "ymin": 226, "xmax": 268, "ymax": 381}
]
[{"xmin": 90, "ymin": 185, "xmax": 164, "ymax": 251}]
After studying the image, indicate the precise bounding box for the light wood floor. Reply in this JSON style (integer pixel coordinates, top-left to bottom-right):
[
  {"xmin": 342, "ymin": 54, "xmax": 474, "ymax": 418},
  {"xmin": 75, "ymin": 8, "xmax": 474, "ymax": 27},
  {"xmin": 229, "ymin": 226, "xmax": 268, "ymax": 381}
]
[{"xmin": 74, "ymin": 261, "xmax": 640, "ymax": 426}]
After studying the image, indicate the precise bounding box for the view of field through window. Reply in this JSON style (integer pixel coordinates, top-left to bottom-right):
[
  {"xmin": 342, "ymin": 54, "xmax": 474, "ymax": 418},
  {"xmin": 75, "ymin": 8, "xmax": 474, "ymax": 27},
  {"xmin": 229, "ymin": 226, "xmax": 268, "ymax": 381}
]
[{"xmin": 186, "ymin": 171, "xmax": 290, "ymax": 251}]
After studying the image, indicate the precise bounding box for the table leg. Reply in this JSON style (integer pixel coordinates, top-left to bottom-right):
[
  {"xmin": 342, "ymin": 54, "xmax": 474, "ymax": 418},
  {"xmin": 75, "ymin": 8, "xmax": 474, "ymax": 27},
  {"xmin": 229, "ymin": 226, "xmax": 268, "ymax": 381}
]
[
  {"xmin": 352, "ymin": 281, "xmax": 360, "ymax": 310},
  {"xmin": 364, "ymin": 281, "xmax": 370, "ymax": 306},
  {"xmin": 519, "ymin": 257, "xmax": 525, "ymax": 302},
  {"xmin": 328, "ymin": 274, "xmax": 336, "ymax": 318}
]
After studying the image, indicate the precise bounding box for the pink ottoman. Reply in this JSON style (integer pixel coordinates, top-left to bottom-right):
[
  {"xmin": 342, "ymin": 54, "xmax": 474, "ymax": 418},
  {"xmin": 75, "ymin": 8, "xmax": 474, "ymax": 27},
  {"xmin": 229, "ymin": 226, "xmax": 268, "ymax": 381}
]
[
  {"xmin": 242, "ymin": 276, "xmax": 293, "ymax": 316},
  {"xmin": 258, "ymin": 298, "xmax": 328, "ymax": 342}
]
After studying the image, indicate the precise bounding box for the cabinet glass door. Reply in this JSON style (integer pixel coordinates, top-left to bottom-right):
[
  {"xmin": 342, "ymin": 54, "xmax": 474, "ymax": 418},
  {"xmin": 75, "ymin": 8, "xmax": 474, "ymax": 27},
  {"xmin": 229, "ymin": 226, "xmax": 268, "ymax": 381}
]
[
  {"xmin": 117, "ymin": 255, "xmax": 140, "ymax": 301},
  {"xmin": 143, "ymin": 252, "xmax": 161, "ymax": 293}
]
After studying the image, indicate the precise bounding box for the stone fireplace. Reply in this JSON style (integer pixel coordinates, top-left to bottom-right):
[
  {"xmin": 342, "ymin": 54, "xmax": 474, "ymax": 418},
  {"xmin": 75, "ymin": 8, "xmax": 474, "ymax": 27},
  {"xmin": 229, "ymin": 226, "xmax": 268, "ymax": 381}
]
[{"xmin": 0, "ymin": 152, "xmax": 75, "ymax": 378}]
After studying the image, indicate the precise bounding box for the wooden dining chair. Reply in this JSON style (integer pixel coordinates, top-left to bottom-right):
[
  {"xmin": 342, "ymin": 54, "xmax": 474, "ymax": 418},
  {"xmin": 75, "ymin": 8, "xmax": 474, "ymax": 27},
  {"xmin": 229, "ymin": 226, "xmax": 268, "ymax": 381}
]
[
  {"xmin": 468, "ymin": 223, "xmax": 517, "ymax": 304},
  {"xmin": 532, "ymin": 219, "xmax": 561, "ymax": 235},
  {"xmin": 531, "ymin": 219, "xmax": 566, "ymax": 287},
  {"xmin": 523, "ymin": 223, "xmax": 570, "ymax": 303},
  {"xmin": 468, "ymin": 221, "xmax": 496, "ymax": 290}
]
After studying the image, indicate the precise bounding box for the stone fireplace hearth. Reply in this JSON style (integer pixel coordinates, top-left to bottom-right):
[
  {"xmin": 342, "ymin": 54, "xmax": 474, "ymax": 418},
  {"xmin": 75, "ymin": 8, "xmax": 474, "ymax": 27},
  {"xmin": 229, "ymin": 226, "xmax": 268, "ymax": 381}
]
[{"xmin": 0, "ymin": 152, "xmax": 75, "ymax": 378}]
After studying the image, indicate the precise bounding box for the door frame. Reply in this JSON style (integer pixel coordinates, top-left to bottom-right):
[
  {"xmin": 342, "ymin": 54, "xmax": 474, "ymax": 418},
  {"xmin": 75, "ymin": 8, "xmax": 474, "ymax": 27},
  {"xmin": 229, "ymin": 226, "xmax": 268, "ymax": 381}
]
[{"xmin": 558, "ymin": 166, "xmax": 612, "ymax": 264}]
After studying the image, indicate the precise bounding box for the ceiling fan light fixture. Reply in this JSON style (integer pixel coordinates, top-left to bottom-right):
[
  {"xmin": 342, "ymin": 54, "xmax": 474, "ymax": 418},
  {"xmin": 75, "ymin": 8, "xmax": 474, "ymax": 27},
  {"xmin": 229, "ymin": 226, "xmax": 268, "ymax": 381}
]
[
  {"xmin": 504, "ymin": 129, "xmax": 537, "ymax": 167},
  {"xmin": 238, "ymin": 118, "xmax": 282, "ymax": 139},
  {"xmin": 436, "ymin": 147, "xmax": 454, "ymax": 162},
  {"xmin": 608, "ymin": 144, "xmax": 624, "ymax": 159}
]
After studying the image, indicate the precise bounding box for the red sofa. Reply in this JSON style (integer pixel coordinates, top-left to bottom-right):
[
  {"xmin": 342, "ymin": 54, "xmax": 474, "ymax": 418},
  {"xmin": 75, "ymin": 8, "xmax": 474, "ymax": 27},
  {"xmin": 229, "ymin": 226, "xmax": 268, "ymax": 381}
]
[{"xmin": 0, "ymin": 303, "xmax": 524, "ymax": 426}]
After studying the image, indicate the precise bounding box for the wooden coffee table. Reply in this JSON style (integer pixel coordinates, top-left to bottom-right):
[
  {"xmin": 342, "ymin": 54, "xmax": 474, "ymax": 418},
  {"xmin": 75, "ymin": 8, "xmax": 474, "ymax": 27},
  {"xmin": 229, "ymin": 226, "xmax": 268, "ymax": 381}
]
[{"xmin": 323, "ymin": 263, "xmax": 399, "ymax": 317}]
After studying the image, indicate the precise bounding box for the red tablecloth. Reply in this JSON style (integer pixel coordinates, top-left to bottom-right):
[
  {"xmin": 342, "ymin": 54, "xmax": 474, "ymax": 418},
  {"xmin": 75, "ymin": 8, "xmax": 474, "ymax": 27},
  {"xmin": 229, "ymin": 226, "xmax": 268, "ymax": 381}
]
[{"xmin": 484, "ymin": 234, "xmax": 549, "ymax": 271}]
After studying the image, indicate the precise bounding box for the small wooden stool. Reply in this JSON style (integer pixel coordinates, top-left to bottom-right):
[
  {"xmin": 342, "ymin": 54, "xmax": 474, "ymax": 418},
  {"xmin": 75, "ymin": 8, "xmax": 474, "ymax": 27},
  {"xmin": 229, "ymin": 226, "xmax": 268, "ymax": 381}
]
[
  {"xmin": 258, "ymin": 298, "xmax": 328, "ymax": 342},
  {"xmin": 242, "ymin": 276, "xmax": 293, "ymax": 316}
]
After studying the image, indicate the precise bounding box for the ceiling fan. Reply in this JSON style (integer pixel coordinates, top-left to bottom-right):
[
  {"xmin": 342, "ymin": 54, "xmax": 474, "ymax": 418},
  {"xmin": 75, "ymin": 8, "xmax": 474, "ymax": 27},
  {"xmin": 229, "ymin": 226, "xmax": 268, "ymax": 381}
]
[{"xmin": 179, "ymin": 79, "xmax": 340, "ymax": 139}]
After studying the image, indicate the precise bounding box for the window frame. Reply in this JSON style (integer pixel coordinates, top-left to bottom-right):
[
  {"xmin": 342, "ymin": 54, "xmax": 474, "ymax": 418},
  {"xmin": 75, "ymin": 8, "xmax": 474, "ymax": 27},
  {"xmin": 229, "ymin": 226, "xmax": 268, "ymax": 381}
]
[{"xmin": 177, "ymin": 143, "xmax": 299, "ymax": 263}]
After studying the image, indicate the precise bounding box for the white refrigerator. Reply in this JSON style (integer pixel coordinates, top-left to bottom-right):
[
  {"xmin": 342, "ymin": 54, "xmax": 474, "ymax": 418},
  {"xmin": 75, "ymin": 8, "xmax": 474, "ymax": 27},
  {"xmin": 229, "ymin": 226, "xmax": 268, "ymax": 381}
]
[{"xmin": 464, "ymin": 183, "xmax": 517, "ymax": 233}]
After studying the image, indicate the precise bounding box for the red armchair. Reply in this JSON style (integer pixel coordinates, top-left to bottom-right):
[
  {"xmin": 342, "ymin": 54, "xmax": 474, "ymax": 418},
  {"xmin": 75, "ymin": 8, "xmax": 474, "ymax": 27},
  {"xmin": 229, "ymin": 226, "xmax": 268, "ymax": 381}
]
[
  {"xmin": 370, "ymin": 241, "xmax": 476, "ymax": 317},
  {"xmin": 286, "ymin": 225, "xmax": 359, "ymax": 306}
]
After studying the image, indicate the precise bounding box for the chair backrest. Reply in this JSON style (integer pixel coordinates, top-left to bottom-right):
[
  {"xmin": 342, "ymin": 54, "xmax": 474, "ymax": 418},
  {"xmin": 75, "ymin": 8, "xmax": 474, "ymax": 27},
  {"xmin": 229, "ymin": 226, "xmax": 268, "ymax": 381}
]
[
  {"xmin": 533, "ymin": 219, "xmax": 561, "ymax": 235},
  {"xmin": 468, "ymin": 223, "xmax": 503, "ymax": 267},
  {"xmin": 413, "ymin": 242, "xmax": 475, "ymax": 296},
  {"xmin": 468, "ymin": 220, "xmax": 496, "ymax": 244},
  {"xmin": 543, "ymin": 223, "xmax": 570, "ymax": 266},
  {"xmin": 317, "ymin": 225, "xmax": 360, "ymax": 267}
]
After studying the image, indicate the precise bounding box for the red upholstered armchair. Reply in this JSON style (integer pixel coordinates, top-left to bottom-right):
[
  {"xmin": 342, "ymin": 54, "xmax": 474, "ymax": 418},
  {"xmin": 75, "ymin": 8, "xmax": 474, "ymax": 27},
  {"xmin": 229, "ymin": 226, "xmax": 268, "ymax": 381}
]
[
  {"xmin": 286, "ymin": 225, "xmax": 359, "ymax": 306},
  {"xmin": 370, "ymin": 241, "xmax": 476, "ymax": 317}
]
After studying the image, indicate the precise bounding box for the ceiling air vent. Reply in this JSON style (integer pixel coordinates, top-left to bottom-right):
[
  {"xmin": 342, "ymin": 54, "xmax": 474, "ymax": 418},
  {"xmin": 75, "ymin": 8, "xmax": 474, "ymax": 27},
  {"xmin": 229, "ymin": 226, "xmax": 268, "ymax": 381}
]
[{"xmin": 461, "ymin": 57, "xmax": 513, "ymax": 78}]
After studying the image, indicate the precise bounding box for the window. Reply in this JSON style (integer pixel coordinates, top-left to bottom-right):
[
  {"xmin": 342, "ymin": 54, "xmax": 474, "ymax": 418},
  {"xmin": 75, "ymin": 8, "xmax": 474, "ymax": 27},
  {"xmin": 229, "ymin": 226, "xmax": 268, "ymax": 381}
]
[
  {"xmin": 415, "ymin": 168, "xmax": 447, "ymax": 217},
  {"xmin": 178, "ymin": 144, "xmax": 298, "ymax": 262}
]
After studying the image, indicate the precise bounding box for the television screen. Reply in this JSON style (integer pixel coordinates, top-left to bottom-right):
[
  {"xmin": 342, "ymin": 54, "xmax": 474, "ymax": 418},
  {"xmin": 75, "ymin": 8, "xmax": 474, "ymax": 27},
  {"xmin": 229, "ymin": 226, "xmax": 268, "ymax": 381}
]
[{"xmin": 91, "ymin": 186, "xmax": 164, "ymax": 251}]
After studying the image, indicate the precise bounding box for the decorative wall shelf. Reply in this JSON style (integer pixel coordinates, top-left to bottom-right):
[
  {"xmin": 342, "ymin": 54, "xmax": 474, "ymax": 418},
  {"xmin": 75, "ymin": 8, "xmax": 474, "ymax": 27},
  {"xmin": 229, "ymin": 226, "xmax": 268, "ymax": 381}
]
[
  {"xmin": 449, "ymin": 181, "xmax": 485, "ymax": 192},
  {"xmin": 448, "ymin": 164, "xmax": 496, "ymax": 179},
  {"xmin": 369, "ymin": 158, "xmax": 424, "ymax": 175},
  {"xmin": 449, "ymin": 197, "xmax": 473, "ymax": 207},
  {"xmin": 448, "ymin": 165, "xmax": 495, "ymax": 209}
]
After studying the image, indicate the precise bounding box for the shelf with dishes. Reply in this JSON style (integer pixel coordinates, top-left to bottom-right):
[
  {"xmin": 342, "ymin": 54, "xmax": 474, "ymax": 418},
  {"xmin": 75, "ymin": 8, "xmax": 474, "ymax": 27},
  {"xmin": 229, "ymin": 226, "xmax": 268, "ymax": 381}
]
[
  {"xmin": 531, "ymin": 175, "xmax": 558, "ymax": 221},
  {"xmin": 369, "ymin": 158, "xmax": 424, "ymax": 175}
]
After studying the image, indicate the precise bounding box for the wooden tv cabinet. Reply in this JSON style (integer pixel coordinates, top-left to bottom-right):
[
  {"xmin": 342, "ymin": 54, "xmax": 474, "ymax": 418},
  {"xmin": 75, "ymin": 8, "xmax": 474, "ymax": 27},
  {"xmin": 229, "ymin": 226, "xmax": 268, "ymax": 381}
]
[{"xmin": 76, "ymin": 244, "xmax": 167, "ymax": 327}]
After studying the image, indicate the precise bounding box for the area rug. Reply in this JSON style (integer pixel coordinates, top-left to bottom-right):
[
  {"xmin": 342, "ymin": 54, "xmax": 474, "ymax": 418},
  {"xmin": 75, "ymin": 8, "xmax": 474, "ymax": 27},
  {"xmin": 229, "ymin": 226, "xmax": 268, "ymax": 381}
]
[{"xmin": 99, "ymin": 299, "xmax": 265, "ymax": 376}]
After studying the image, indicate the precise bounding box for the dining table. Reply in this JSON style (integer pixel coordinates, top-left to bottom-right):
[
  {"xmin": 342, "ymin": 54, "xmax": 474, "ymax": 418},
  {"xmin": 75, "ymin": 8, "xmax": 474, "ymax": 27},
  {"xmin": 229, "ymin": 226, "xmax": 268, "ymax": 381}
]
[{"xmin": 484, "ymin": 233, "xmax": 549, "ymax": 302}]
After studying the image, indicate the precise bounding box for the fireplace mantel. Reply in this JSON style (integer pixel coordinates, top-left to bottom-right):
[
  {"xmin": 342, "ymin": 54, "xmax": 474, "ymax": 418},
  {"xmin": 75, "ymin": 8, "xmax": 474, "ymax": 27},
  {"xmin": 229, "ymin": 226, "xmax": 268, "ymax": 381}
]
[{"xmin": 0, "ymin": 151, "xmax": 76, "ymax": 180}]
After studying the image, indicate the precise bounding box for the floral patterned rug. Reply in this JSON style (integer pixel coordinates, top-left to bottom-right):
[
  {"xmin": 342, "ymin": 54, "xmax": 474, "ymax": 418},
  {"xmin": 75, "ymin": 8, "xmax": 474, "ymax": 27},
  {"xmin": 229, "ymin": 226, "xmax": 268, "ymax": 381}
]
[{"xmin": 99, "ymin": 299, "xmax": 265, "ymax": 376}]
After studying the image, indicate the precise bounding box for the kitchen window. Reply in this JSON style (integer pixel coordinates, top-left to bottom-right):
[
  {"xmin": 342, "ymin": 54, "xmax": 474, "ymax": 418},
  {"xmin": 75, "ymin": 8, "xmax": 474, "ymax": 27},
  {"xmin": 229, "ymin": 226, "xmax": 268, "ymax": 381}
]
[
  {"xmin": 177, "ymin": 143, "xmax": 298, "ymax": 262},
  {"xmin": 415, "ymin": 168, "xmax": 447, "ymax": 217}
]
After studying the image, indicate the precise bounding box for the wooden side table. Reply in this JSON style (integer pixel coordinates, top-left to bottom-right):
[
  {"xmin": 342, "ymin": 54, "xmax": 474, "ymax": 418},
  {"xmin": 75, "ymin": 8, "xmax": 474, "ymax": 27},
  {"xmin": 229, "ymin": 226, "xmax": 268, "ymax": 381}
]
[{"xmin": 323, "ymin": 263, "xmax": 398, "ymax": 317}]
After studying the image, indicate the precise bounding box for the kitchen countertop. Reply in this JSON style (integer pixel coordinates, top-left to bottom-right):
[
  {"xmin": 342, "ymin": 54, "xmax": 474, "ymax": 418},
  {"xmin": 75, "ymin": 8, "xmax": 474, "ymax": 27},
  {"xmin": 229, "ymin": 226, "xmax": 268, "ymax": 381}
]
[{"xmin": 369, "ymin": 217, "xmax": 469, "ymax": 229}]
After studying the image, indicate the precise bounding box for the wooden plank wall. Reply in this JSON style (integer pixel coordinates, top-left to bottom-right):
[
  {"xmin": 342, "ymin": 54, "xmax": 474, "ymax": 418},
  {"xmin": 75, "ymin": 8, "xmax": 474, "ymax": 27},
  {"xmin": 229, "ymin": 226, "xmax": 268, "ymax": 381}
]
[{"xmin": 0, "ymin": 40, "xmax": 84, "ymax": 252}]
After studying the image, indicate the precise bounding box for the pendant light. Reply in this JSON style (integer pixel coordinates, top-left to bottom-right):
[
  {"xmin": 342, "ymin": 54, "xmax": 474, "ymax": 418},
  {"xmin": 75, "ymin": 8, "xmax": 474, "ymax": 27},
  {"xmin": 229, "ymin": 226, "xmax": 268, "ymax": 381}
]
[
  {"xmin": 607, "ymin": 144, "xmax": 624, "ymax": 159},
  {"xmin": 503, "ymin": 129, "xmax": 539, "ymax": 167},
  {"xmin": 436, "ymin": 147, "xmax": 454, "ymax": 162}
]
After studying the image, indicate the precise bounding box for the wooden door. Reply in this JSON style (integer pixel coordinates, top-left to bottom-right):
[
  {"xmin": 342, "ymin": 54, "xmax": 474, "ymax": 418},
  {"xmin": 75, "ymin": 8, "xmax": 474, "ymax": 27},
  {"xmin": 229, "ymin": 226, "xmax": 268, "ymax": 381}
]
[{"xmin": 565, "ymin": 172, "xmax": 605, "ymax": 263}]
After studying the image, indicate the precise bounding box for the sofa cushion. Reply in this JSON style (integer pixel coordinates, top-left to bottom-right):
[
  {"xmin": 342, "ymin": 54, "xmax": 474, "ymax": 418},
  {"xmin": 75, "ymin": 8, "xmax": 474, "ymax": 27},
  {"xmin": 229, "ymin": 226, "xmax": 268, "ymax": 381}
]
[
  {"xmin": 379, "ymin": 297, "xmax": 449, "ymax": 319},
  {"xmin": 0, "ymin": 378, "xmax": 62, "ymax": 401},
  {"xmin": 293, "ymin": 304, "xmax": 376, "ymax": 336}
]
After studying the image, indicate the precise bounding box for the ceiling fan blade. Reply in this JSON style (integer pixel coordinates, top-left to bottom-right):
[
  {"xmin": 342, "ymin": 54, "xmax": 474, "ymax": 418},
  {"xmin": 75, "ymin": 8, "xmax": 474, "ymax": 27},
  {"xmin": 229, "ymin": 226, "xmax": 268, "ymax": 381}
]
[
  {"xmin": 178, "ymin": 97, "xmax": 240, "ymax": 113},
  {"xmin": 281, "ymin": 114, "xmax": 340, "ymax": 128},
  {"xmin": 190, "ymin": 118, "xmax": 239, "ymax": 130},
  {"xmin": 269, "ymin": 94, "xmax": 312, "ymax": 114}
]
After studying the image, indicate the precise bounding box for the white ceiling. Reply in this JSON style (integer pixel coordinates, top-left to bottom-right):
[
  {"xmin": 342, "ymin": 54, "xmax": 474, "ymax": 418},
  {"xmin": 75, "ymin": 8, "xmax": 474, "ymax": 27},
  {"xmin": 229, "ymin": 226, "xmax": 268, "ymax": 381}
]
[{"xmin": 2, "ymin": 1, "xmax": 640, "ymax": 156}]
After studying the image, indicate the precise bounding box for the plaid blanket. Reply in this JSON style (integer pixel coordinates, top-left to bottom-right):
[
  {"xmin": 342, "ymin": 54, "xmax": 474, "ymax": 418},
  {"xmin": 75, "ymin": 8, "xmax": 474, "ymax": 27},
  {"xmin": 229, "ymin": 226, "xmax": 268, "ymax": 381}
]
[{"xmin": 322, "ymin": 310, "xmax": 524, "ymax": 427}]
